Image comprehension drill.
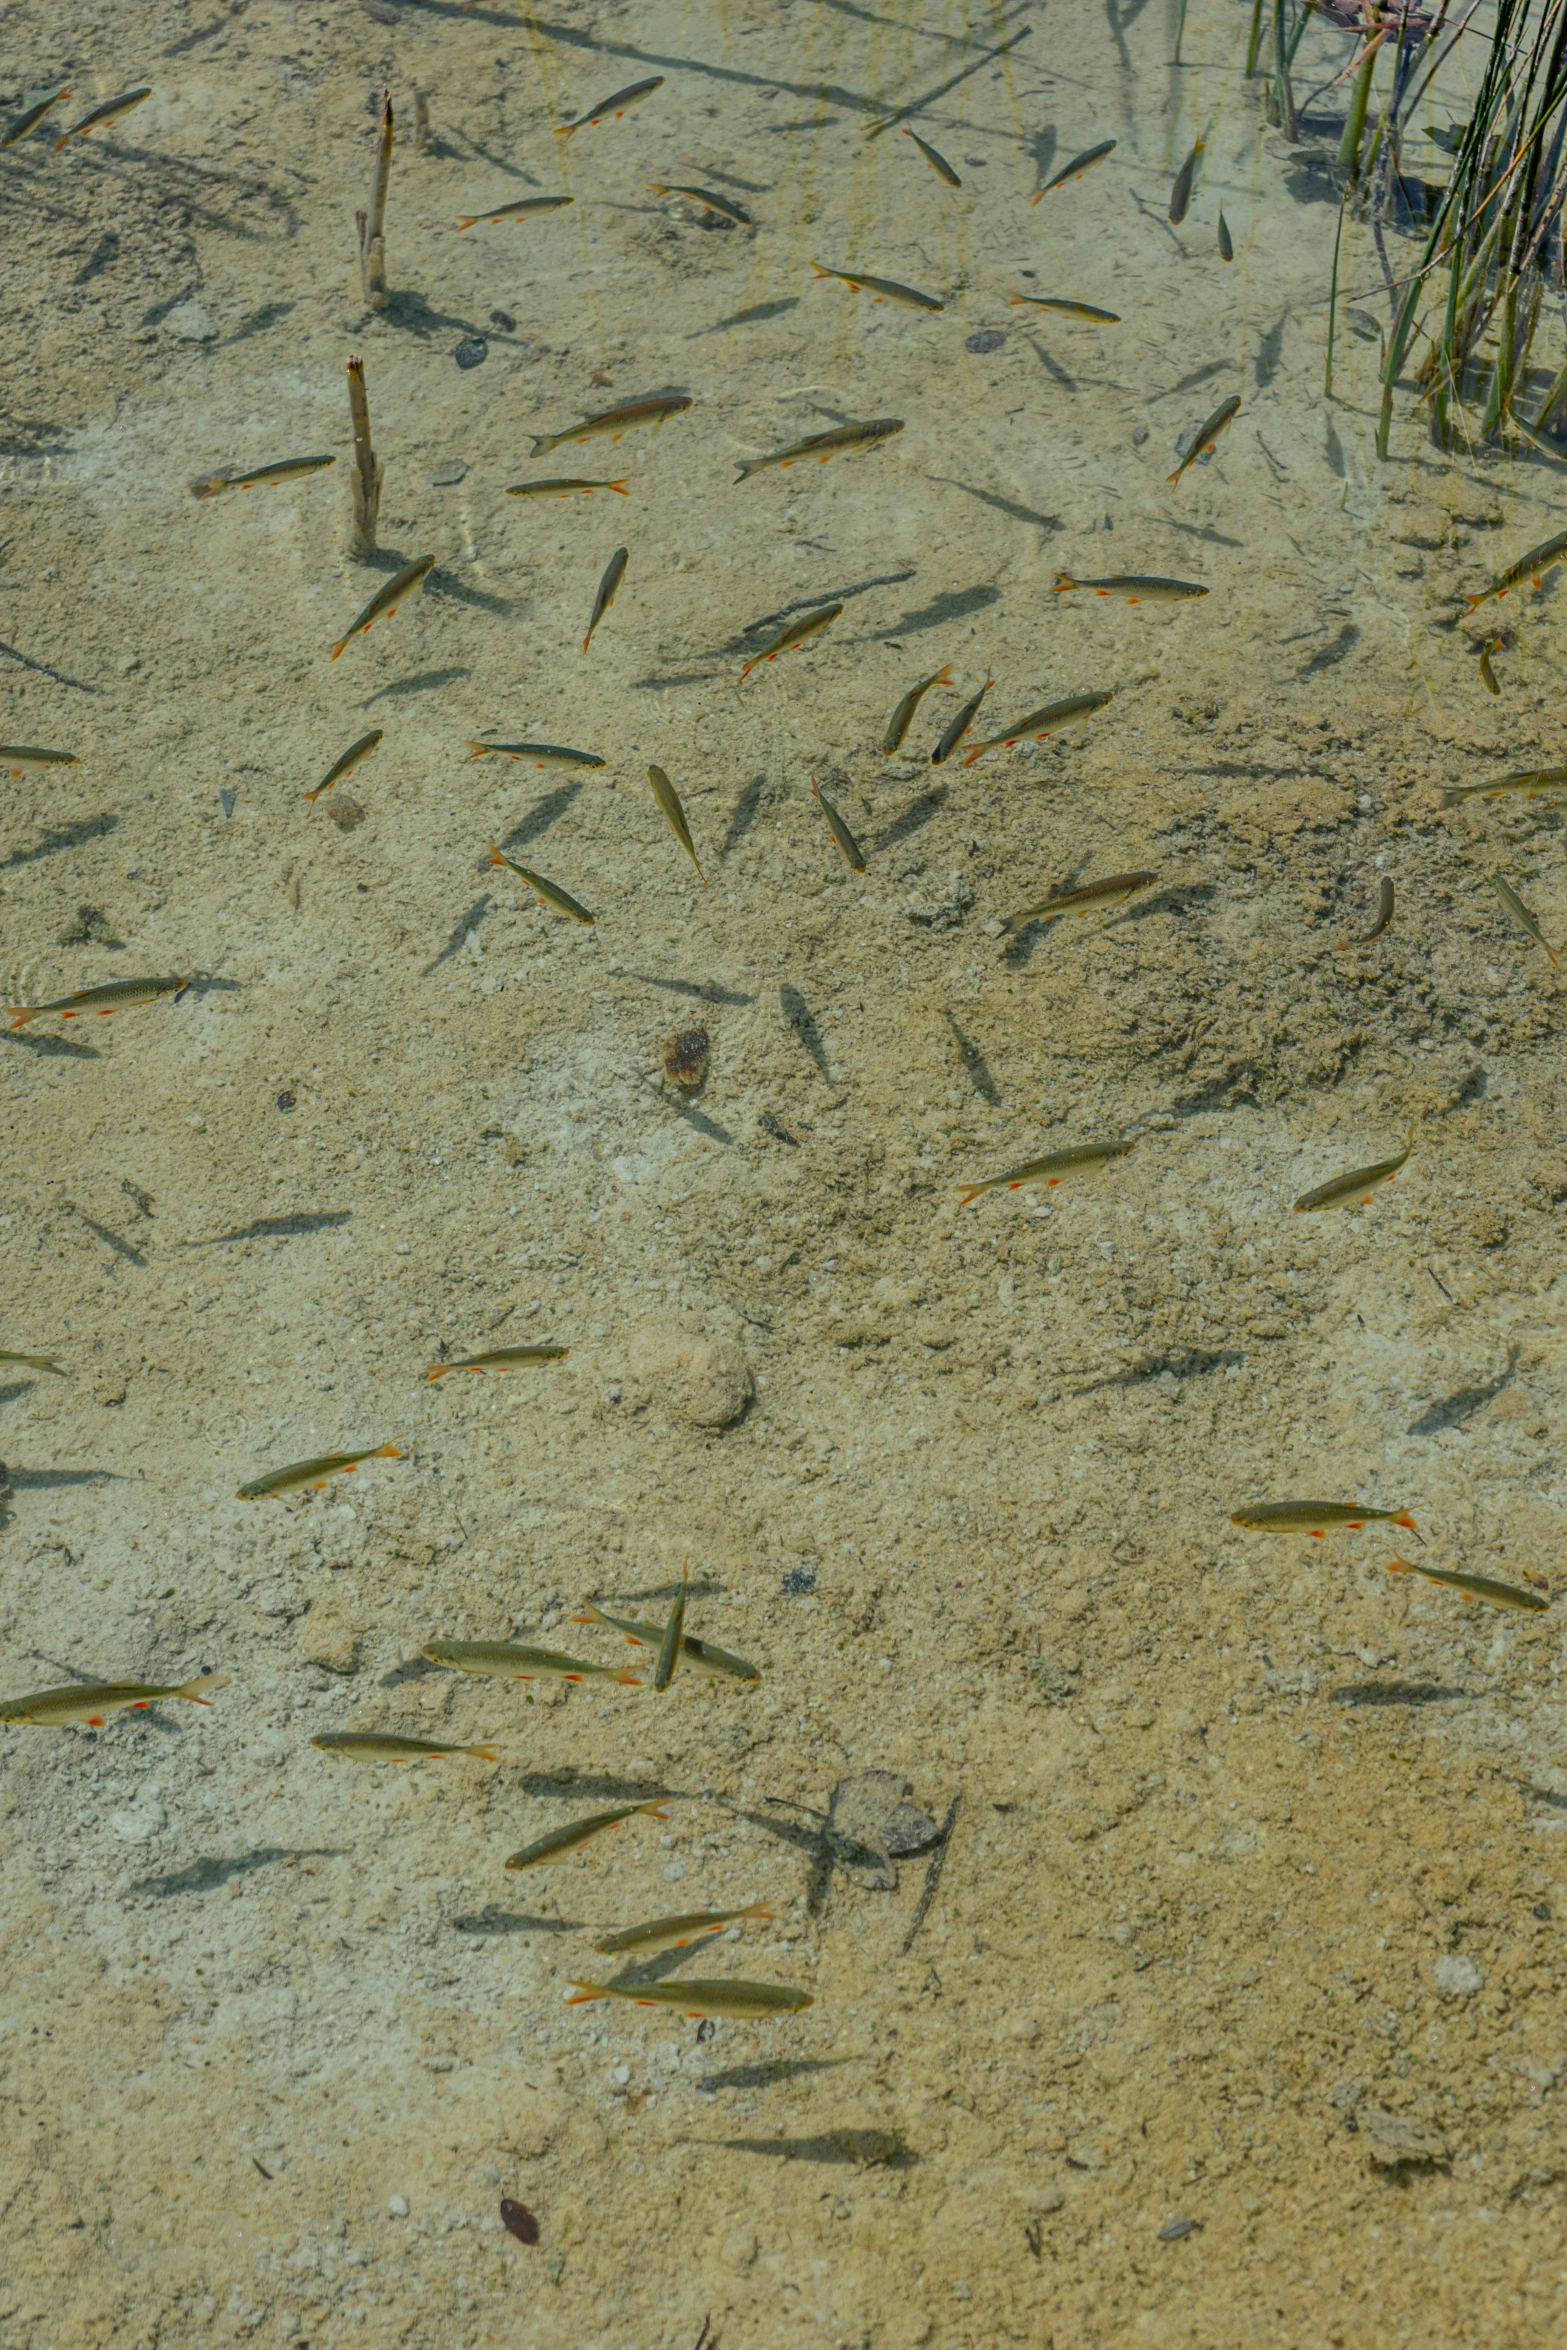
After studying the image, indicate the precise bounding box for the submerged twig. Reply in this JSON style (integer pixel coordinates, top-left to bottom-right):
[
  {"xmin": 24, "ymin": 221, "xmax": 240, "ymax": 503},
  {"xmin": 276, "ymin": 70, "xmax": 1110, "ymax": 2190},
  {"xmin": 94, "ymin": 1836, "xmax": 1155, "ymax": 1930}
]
[
  {"xmin": 901, "ymin": 1790, "xmax": 960, "ymax": 1955},
  {"xmin": 346, "ymin": 354, "xmax": 383, "ymax": 560},
  {"xmin": 358, "ymin": 89, "xmax": 393, "ymax": 309}
]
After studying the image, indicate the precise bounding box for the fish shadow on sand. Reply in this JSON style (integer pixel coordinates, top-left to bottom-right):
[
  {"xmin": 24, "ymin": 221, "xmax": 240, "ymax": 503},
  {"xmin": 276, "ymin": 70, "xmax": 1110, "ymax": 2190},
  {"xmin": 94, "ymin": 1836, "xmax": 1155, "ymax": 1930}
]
[
  {"xmin": 697, "ymin": 2055, "xmax": 856, "ymax": 2094},
  {"xmin": 181, "ymin": 1211, "xmax": 354, "ymax": 1248},
  {"xmin": 871, "ymin": 788, "xmax": 947, "ymax": 854},
  {"xmin": 133, "ymin": 1846, "xmax": 344, "ymax": 1898},
  {"xmin": 500, "ymin": 785, "xmax": 583, "ymax": 853},
  {"xmin": 0, "ymin": 1380, "xmax": 37, "ymax": 1405},
  {"xmin": 6, "ymin": 1466, "xmax": 124, "ymax": 1490},
  {"xmin": 622, "ymin": 972, "xmax": 755, "ymax": 1006},
  {"xmin": 694, "ymin": 2129, "xmax": 917, "ymax": 2168},
  {"xmin": 452, "ymin": 1907, "xmax": 583, "ymax": 1936},
  {"xmin": 0, "ymin": 811, "xmax": 119, "ymax": 872},
  {"xmin": 74, "ymin": 1213, "xmax": 146, "ymax": 1266},
  {"xmin": 857, "ymin": 584, "xmax": 1000, "ymax": 642},
  {"xmin": 693, "ymin": 296, "xmax": 800, "ymax": 336},
  {"xmin": 1329, "ymin": 1682, "xmax": 1474, "ymax": 1709},
  {"xmin": 726, "ymin": 570, "xmax": 916, "ymax": 653},
  {"xmin": 0, "ymin": 1029, "xmax": 102, "ymax": 1061},
  {"xmin": 927, "ymin": 476, "xmax": 1063, "ymax": 534},
  {"xmin": 1407, "ymin": 1350, "xmax": 1519, "ymax": 1436},
  {"xmin": 946, "ymin": 1014, "xmax": 1001, "ymax": 1104},
  {"xmin": 421, "ymin": 896, "xmax": 492, "ymax": 977},
  {"xmin": 518, "ymin": 1768, "xmax": 685, "ymax": 1802},
  {"xmin": 364, "ymin": 666, "xmax": 472, "ymax": 704},
  {"xmin": 780, "ymin": 986, "xmax": 832, "ymax": 1079}
]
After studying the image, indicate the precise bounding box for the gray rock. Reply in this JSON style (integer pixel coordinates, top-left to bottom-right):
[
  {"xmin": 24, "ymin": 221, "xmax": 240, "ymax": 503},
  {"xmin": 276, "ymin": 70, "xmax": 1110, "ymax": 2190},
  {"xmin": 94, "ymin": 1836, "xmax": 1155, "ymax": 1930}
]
[
  {"xmin": 903, "ymin": 866, "xmax": 975, "ymax": 931},
  {"xmin": 431, "ymin": 458, "xmax": 469, "ymax": 487},
  {"xmin": 1362, "ymin": 2106, "xmax": 1449, "ymax": 2168},
  {"xmin": 617, "ymin": 1324, "xmax": 752, "ymax": 1428},
  {"xmin": 827, "ymin": 1769, "xmax": 940, "ymax": 1889},
  {"xmin": 110, "ymin": 1801, "xmax": 167, "ymax": 1843},
  {"xmin": 164, "ymin": 301, "xmax": 218, "ymax": 343},
  {"xmin": 1433, "ymin": 1952, "xmax": 1484, "ymax": 1997}
]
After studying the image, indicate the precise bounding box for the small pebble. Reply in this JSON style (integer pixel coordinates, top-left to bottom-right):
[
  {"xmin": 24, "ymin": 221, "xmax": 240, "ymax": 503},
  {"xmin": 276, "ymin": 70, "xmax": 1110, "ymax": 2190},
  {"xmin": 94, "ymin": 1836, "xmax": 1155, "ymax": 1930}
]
[
  {"xmin": 276, "ymin": 1091, "xmax": 296, "ymax": 1112},
  {"xmin": 965, "ymin": 329, "xmax": 1005, "ymax": 354},
  {"xmin": 453, "ymin": 335, "xmax": 488, "ymax": 370},
  {"xmin": 1158, "ymin": 2216, "xmax": 1199, "ymax": 2242},
  {"xmin": 661, "ymin": 1026, "xmax": 710, "ymax": 1088},
  {"xmin": 164, "ymin": 300, "xmax": 218, "ymax": 343},
  {"xmin": 388, "ymin": 2195, "xmax": 410, "ymax": 2218},
  {"xmin": 219, "ymin": 788, "xmax": 235, "ymax": 820},
  {"xmin": 781, "ymin": 1564, "xmax": 817, "ymax": 1596},
  {"xmin": 432, "ymin": 457, "xmax": 469, "ymax": 487},
  {"xmin": 500, "ymin": 2197, "xmax": 539, "ymax": 2245},
  {"xmin": 490, "ymin": 308, "xmax": 516, "ymax": 332}
]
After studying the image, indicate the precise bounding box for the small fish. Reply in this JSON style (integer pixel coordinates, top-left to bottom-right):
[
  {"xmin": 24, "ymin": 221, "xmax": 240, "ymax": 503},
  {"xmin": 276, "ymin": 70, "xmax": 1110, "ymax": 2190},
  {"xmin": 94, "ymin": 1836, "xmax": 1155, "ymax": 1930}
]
[
  {"xmin": 1492, "ymin": 873, "xmax": 1560, "ymax": 965},
  {"xmin": 738, "ymin": 601, "xmax": 843, "ymax": 683},
  {"xmin": 593, "ymin": 1901, "xmax": 775, "ymax": 1956},
  {"xmin": 424, "ymin": 1343, "xmax": 569, "ymax": 1381},
  {"xmin": 529, "ymin": 396, "xmax": 692, "ymax": 457},
  {"xmin": 424, "ymin": 1640, "xmax": 641, "ymax": 1687},
  {"xmin": 1169, "ymin": 138, "xmax": 1204, "ymax": 225},
  {"xmin": 506, "ymin": 1801, "xmax": 668, "ymax": 1870},
  {"xmin": 1462, "ymin": 529, "xmax": 1567, "ymax": 613},
  {"xmin": 883, "ymin": 665, "xmax": 952, "ymax": 754},
  {"xmin": 1336, "ymin": 876, "xmax": 1394, "ymax": 948},
  {"xmin": 1167, "ymin": 394, "xmax": 1240, "ymax": 486},
  {"xmin": 237, "ymin": 1443, "xmax": 403, "ymax": 1501},
  {"xmin": 1386, "ymin": 1558, "xmax": 1549, "ymax": 1613},
  {"xmin": 55, "ymin": 85, "xmax": 152, "ymax": 149},
  {"xmin": 312, "ymin": 1732, "xmax": 499, "ymax": 1762},
  {"xmin": 1032, "ymin": 139, "xmax": 1116, "ymax": 201},
  {"xmin": 931, "ymin": 672, "xmax": 993, "ymax": 765},
  {"xmin": 0, "ymin": 1352, "xmax": 68, "ymax": 1376},
  {"xmin": 812, "ymin": 775, "xmax": 867, "ymax": 873},
  {"xmin": 648, "ymin": 765, "xmax": 705, "ymax": 881},
  {"xmin": 487, "ymin": 846, "xmax": 596, "ymax": 925},
  {"xmin": 652, "ymin": 182, "xmax": 753, "ymax": 225},
  {"xmin": 456, "ymin": 196, "xmax": 574, "ymax": 230},
  {"xmin": 901, "ymin": 126, "xmax": 961, "ymax": 186},
  {"xmin": 958, "ymin": 1137, "xmax": 1134, "ymax": 1206},
  {"xmin": 329, "ymin": 554, "xmax": 436, "ymax": 660},
  {"xmin": 1005, "ymin": 870, "xmax": 1157, "ymax": 933},
  {"xmin": 1218, "ymin": 211, "xmax": 1234, "ymax": 262},
  {"xmin": 506, "ymin": 477, "xmax": 630, "ymax": 501},
  {"xmin": 734, "ymin": 417, "xmax": 904, "ymax": 482},
  {"xmin": 200, "ymin": 455, "xmax": 336, "ymax": 498},
  {"xmin": 1443, "ymin": 766, "xmax": 1567, "ymax": 802},
  {"xmin": 1007, "ymin": 295, "xmax": 1121, "ymax": 323},
  {"xmin": 1293, "ymin": 1139, "xmax": 1413, "ymax": 1212},
  {"xmin": 961, "ymin": 690, "xmax": 1113, "ymax": 764},
  {"xmin": 465, "ymin": 740, "xmax": 606, "ymax": 771},
  {"xmin": 1478, "ymin": 639, "xmax": 1501, "ymax": 694},
  {"xmin": 584, "ymin": 545, "xmax": 628, "ymax": 651},
  {"xmin": 1051, "ymin": 573, "xmax": 1207, "ymax": 603},
  {"xmin": 7, "ymin": 975, "xmax": 188, "ymax": 1029},
  {"xmin": 565, "ymin": 1977, "xmax": 812, "ymax": 2019},
  {"xmin": 810, "ymin": 262, "xmax": 944, "ymax": 313},
  {"xmin": 1, "ymin": 82, "xmax": 70, "ymax": 148},
  {"xmin": 0, "ymin": 1672, "xmax": 226, "ymax": 1729},
  {"xmin": 654, "ymin": 1568, "xmax": 689, "ymax": 1694},
  {"xmin": 1230, "ymin": 1501, "xmax": 1417, "ymax": 1536},
  {"xmin": 305, "ymin": 729, "xmax": 382, "ymax": 803},
  {"xmin": 571, "ymin": 1601, "xmax": 762, "ymax": 1684},
  {"xmin": 0, "ymin": 745, "xmax": 78, "ymax": 777},
  {"xmin": 555, "ymin": 76, "xmax": 665, "ymax": 136}
]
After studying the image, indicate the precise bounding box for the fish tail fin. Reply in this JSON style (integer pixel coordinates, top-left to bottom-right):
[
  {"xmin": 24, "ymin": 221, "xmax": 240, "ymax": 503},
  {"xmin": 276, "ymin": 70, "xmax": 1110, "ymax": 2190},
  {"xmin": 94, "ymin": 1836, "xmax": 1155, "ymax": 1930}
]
[
  {"xmin": 177, "ymin": 1673, "xmax": 228, "ymax": 1704},
  {"xmin": 955, "ymin": 1185, "xmax": 983, "ymax": 1207},
  {"xmin": 565, "ymin": 1982, "xmax": 608, "ymax": 2004},
  {"xmin": 1165, "ymin": 467, "xmax": 1184, "ymax": 486},
  {"xmin": 486, "ymin": 845, "xmax": 509, "ymax": 869},
  {"xmin": 303, "ymin": 786, "xmax": 324, "ymax": 803},
  {"xmin": 734, "ymin": 460, "xmax": 761, "ymax": 481},
  {"xmin": 423, "ymin": 1364, "xmax": 448, "ymax": 1381},
  {"xmin": 7, "ymin": 1009, "xmax": 37, "ymax": 1028},
  {"xmin": 456, "ymin": 216, "xmax": 477, "ymax": 230},
  {"xmin": 1393, "ymin": 1512, "xmax": 1418, "ymax": 1531},
  {"xmin": 610, "ymin": 479, "xmax": 630, "ymax": 494},
  {"xmin": 1385, "ymin": 1558, "xmax": 1415, "ymax": 1576},
  {"xmin": 571, "ymin": 1603, "xmax": 608, "ymax": 1625},
  {"xmin": 615, "ymin": 1672, "xmax": 646, "ymax": 1687},
  {"xmin": 554, "ymin": 124, "xmax": 575, "ymax": 138},
  {"xmin": 932, "ymin": 663, "xmax": 954, "ymax": 684},
  {"xmin": 1052, "ymin": 574, "xmax": 1078, "ymax": 592},
  {"xmin": 738, "ymin": 658, "xmax": 757, "ymax": 683},
  {"xmin": 329, "ymin": 637, "xmax": 348, "ymax": 660},
  {"xmin": 376, "ymin": 1445, "xmax": 404, "ymax": 1461},
  {"xmin": 1030, "ymin": 188, "xmax": 1044, "ymax": 205},
  {"xmin": 744, "ymin": 1903, "xmax": 776, "ymax": 1921},
  {"xmin": 527, "ymin": 434, "xmax": 553, "ymax": 456},
  {"xmin": 468, "ymin": 1745, "xmax": 500, "ymax": 1761},
  {"xmin": 809, "ymin": 262, "xmax": 832, "ymax": 279},
  {"xmin": 639, "ymin": 1802, "xmax": 669, "ymax": 1819}
]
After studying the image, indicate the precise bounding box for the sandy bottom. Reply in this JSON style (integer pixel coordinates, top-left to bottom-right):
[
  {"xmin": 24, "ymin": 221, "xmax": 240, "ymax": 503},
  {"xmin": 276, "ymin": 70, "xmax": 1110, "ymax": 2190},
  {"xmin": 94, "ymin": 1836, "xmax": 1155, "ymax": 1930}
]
[{"xmin": 3, "ymin": 2, "xmax": 1567, "ymax": 2345}]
